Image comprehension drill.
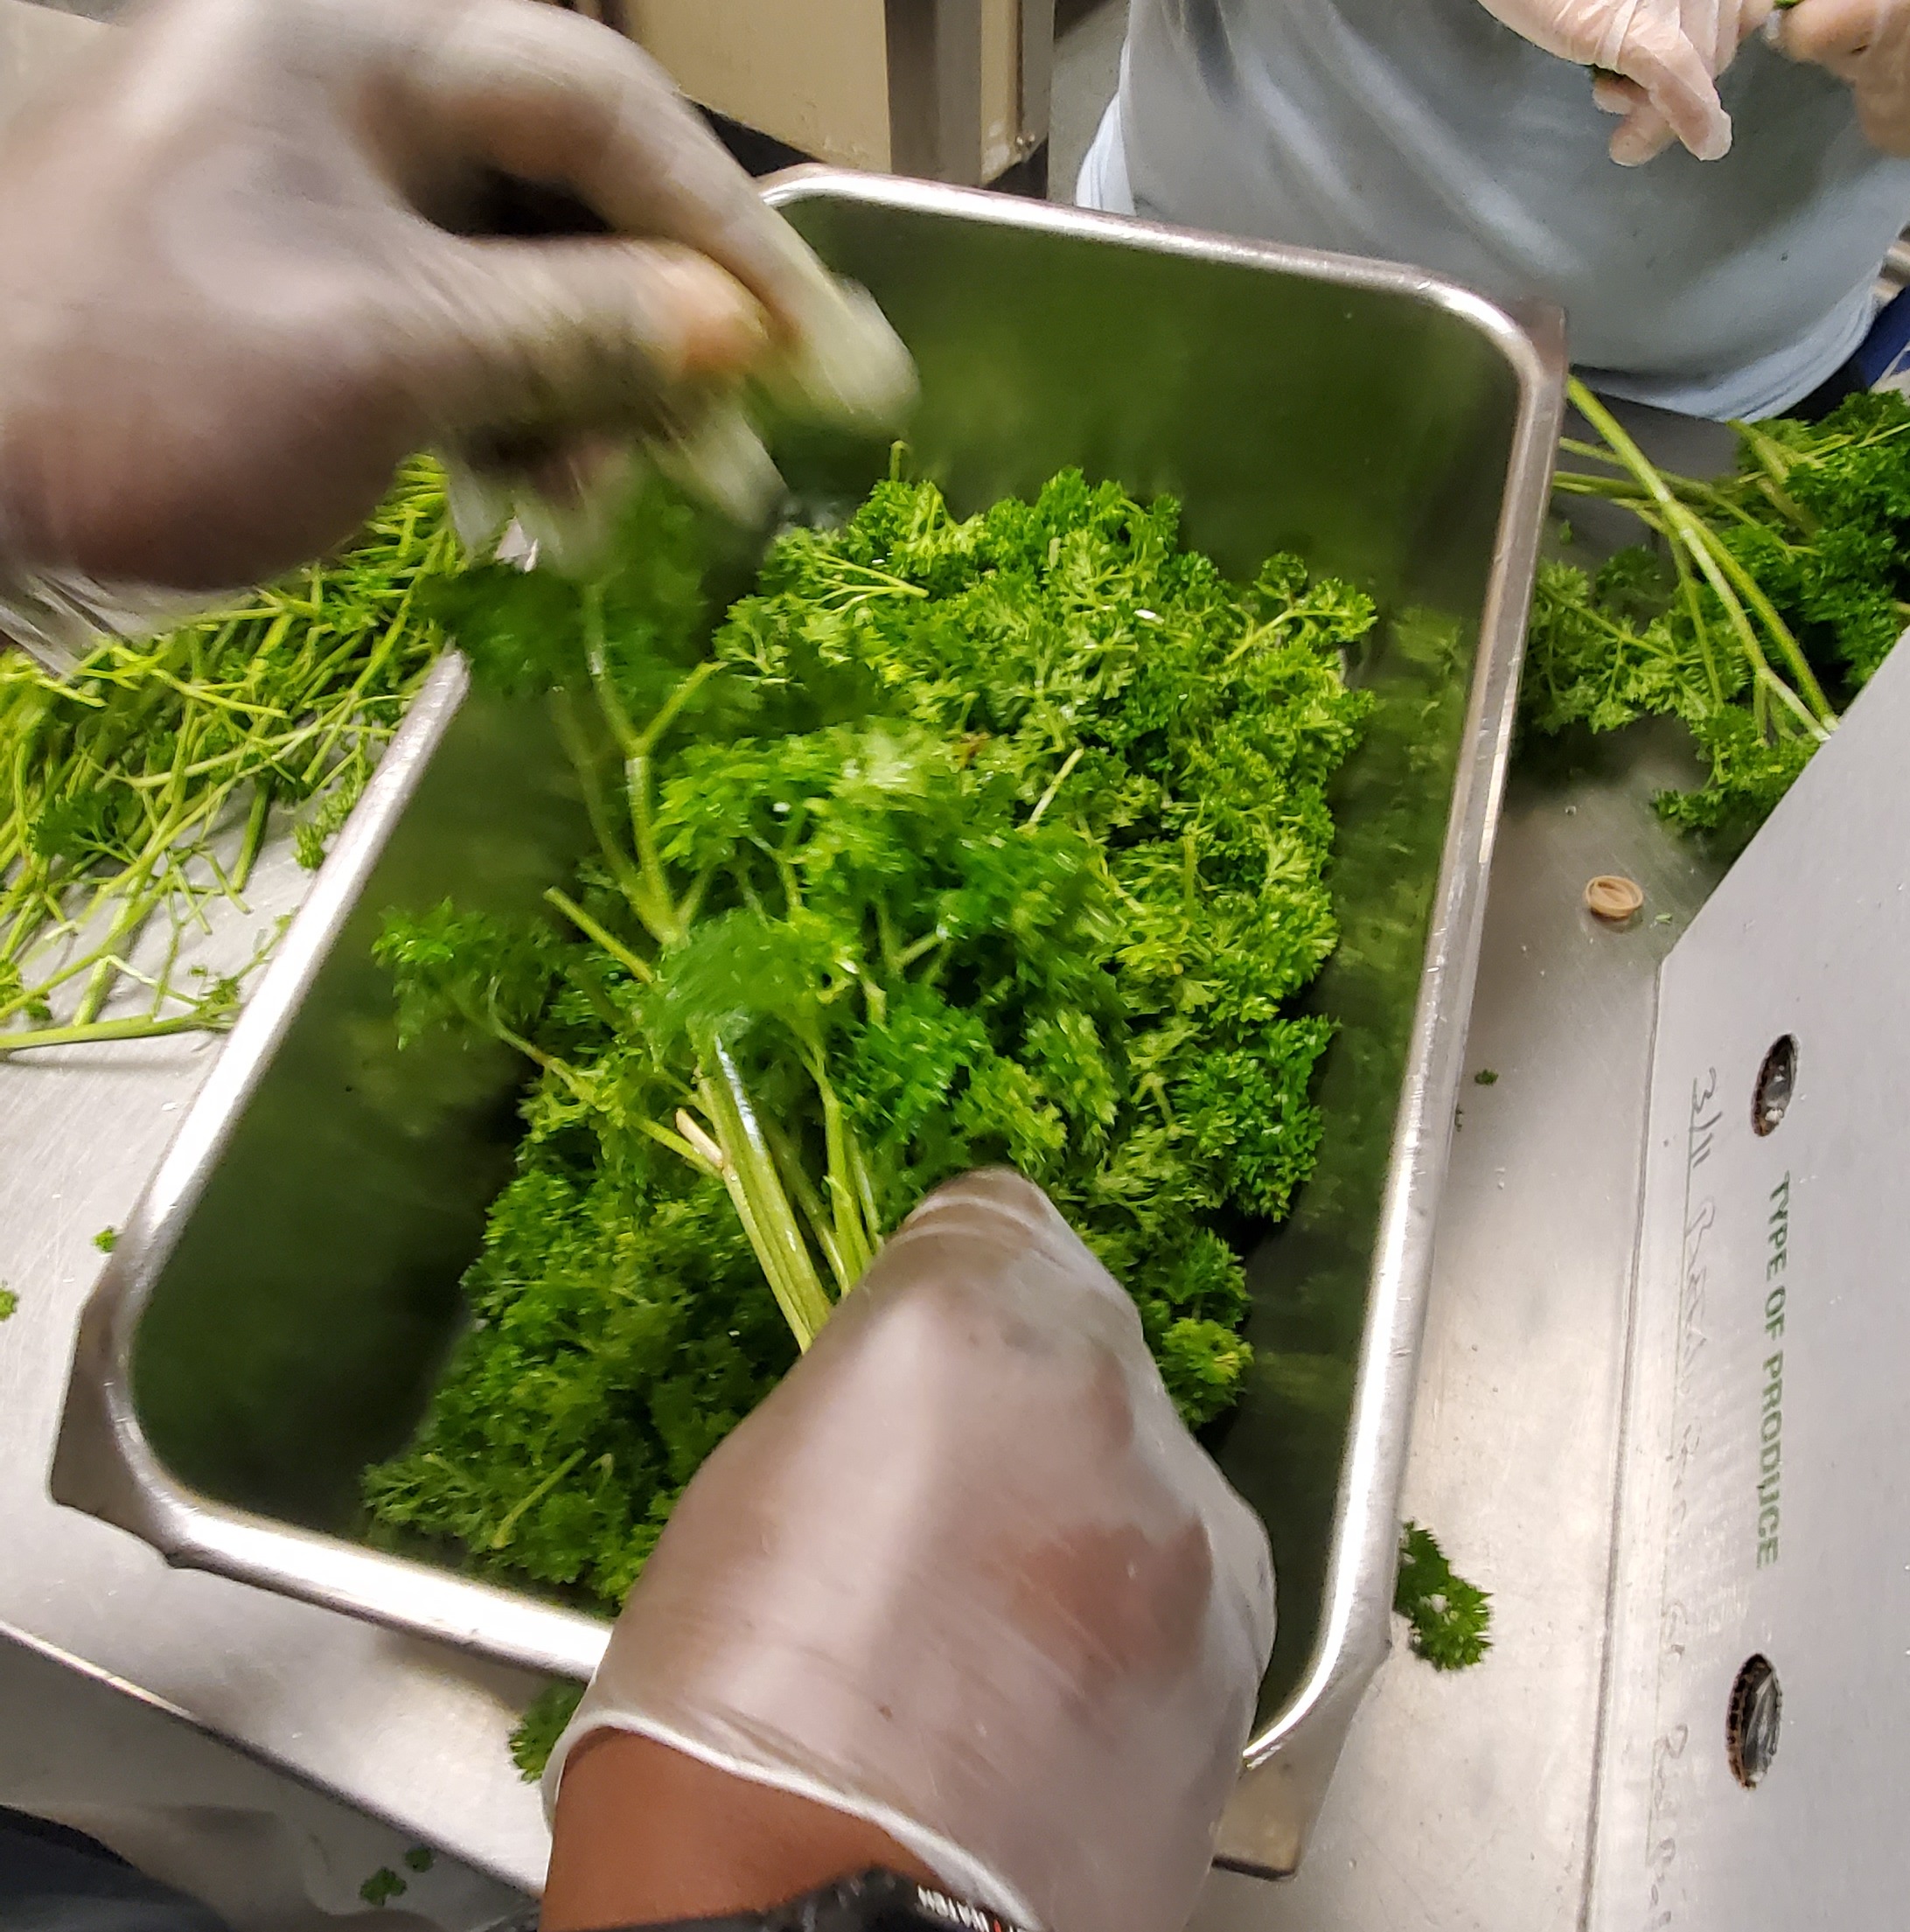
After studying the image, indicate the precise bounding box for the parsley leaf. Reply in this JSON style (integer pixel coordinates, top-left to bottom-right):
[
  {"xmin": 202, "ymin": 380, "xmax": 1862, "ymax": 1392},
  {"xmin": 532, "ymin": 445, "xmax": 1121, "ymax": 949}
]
[
  {"xmin": 510, "ymin": 1682, "xmax": 585, "ymax": 1782},
  {"xmin": 358, "ymin": 1868, "xmax": 407, "ymax": 1908}
]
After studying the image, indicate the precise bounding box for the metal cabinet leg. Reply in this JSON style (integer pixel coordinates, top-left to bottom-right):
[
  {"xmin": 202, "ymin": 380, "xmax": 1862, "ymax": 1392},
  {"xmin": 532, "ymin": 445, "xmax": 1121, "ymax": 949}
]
[{"xmin": 887, "ymin": 0, "xmax": 1056, "ymax": 187}]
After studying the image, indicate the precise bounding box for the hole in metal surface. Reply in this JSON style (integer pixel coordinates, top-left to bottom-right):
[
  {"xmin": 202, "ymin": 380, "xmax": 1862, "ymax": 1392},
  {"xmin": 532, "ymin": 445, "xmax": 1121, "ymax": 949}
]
[
  {"xmin": 1753, "ymin": 1036, "xmax": 1796, "ymax": 1137},
  {"xmin": 1726, "ymin": 1654, "xmax": 1782, "ymax": 1788}
]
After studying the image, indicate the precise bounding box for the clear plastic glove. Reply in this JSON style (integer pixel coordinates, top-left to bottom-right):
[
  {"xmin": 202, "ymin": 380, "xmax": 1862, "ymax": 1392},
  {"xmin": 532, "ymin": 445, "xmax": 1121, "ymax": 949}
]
[
  {"xmin": 1780, "ymin": 0, "xmax": 1910, "ymax": 153},
  {"xmin": 545, "ymin": 1169, "xmax": 1276, "ymax": 1932},
  {"xmin": 0, "ymin": 0, "xmax": 913, "ymax": 600},
  {"xmin": 1477, "ymin": 0, "xmax": 1773, "ymax": 161},
  {"xmin": 1588, "ymin": 3, "xmax": 1774, "ymax": 161}
]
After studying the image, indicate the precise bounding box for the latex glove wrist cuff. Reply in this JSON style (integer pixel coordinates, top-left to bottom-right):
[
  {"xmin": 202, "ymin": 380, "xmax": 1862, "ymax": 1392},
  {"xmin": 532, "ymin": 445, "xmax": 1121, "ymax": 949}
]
[
  {"xmin": 0, "ymin": 556, "xmax": 228, "ymax": 679},
  {"xmin": 0, "ymin": 561, "xmax": 122, "ymax": 678},
  {"xmin": 587, "ymin": 1869, "xmax": 1034, "ymax": 1932}
]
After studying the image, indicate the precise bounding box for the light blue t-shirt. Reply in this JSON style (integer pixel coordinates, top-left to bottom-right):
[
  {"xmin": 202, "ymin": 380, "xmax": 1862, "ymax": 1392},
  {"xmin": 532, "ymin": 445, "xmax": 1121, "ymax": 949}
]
[{"xmin": 1077, "ymin": 0, "xmax": 1910, "ymax": 418}]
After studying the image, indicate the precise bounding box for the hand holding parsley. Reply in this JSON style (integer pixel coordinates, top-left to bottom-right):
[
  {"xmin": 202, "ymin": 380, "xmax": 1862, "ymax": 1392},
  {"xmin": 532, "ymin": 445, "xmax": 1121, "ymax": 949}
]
[
  {"xmin": 0, "ymin": 0, "xmax": 908, "ymax": 599},
  {"xmin": 541, "ymin": 1170, "xmax": 1275, "ymax": 1932}
]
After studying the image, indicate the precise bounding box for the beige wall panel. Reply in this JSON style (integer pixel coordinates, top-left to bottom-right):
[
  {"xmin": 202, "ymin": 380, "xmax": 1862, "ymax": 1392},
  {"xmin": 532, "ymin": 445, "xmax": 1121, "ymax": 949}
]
[
  {"xmin": 628, "ymin": 0, "xmax": 893, "ymax": 171},
  {"xmin": 979, "ymin": 0, "xmax": 1021, "ymax": 181}
]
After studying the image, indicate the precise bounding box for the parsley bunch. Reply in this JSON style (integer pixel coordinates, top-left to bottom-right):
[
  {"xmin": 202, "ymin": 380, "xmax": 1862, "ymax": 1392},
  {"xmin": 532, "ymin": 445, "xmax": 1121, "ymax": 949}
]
[
  {"xmin": 1527, "ymin": 380, "xmax": 1910, "ymax": 846},
  {"xmin": 363, "ymin": 462, "xmax": 1376, "ymax": 1609}
]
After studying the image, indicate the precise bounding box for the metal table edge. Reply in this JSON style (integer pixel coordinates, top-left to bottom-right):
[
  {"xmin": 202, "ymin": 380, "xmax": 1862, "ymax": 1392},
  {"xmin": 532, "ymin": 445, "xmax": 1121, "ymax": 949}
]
[{"xmin": 1218, "ymin": 295, "xmax": 1567, "ymax": 1873}]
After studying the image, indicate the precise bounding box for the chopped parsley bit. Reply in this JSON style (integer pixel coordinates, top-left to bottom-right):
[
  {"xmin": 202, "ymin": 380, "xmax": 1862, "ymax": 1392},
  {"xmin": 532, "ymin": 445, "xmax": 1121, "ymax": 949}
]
[
  {"xmin": 1395, "ymin": 1522, "xmax": 1492, "ymax": 1670},
  {"xmin": 359, "ymin": 1869, "xmax": 407, "ymax": 1908}
]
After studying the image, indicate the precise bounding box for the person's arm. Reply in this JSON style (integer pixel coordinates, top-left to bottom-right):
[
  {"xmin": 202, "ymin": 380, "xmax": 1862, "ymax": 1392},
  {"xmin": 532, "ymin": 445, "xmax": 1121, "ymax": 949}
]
[
  {"xmin": 544, "ymin": 1733, "xmax": 933, "ymax": 1932},
  {"xmin": 538, "ymin": 1171, "xmax": 1275, "ymax": 1932}
]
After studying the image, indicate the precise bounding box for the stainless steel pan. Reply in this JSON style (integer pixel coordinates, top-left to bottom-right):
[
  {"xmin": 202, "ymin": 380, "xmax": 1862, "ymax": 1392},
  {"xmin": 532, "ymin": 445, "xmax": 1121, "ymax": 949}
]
[{"xmin": 52, "ymin": 171, "xmax": 1565, "ymax": 1875}]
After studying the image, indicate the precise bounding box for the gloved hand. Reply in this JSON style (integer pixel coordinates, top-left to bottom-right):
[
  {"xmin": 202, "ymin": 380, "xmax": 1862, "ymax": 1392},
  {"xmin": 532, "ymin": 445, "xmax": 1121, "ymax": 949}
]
[
  {"xmin": 544, "ymin": 1170, "xmax": 1276, "ymax": 1932},
  {"xmin": 1781, "ymin": 0, "xmax": 1910, "ymax": 153},
  {"xmin": 1477, "ymin": 0, "xmax": 1773, "ymax": 162},
  {"xmin": 1588, "ymin": 3, "xmax": 1775, "ymax": 161},
  {"xmin": 0, "ymin": 0, "xmax": 912, "ymax": 600}
]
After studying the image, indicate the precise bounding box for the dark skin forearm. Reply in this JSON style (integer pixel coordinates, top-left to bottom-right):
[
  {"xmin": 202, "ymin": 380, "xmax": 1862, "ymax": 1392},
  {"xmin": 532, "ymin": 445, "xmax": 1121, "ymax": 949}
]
[{"xmin": 541, "ymin": 1730, "xmax": 936, "ymax": 1932}]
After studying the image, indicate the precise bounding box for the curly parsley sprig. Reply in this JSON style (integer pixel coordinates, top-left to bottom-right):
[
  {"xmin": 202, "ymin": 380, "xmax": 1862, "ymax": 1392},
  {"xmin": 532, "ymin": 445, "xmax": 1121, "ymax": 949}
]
[{"xmin": 1395, "ymin": 1521, "xmax": 1493, "ymax": 1671}]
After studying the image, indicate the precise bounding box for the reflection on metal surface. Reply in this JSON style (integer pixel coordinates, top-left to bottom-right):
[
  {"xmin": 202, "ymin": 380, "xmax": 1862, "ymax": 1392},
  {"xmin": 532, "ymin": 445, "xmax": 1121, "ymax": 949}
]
[
  {"xmin": 52, "ymin": 653, "xmax": 615, "ymax": 1684},
  {"xmin": 52, "ymin": 173, "xmax": 1565, "ymax": 1875}
]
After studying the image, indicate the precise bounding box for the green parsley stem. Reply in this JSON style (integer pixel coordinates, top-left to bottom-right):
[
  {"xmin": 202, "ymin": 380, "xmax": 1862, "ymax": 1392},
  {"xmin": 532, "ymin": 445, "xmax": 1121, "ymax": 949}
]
[
  {"xmin": 1568, "ymin": 380, "xmax": 1833, "ymax": 738},
  {"xmin": 0, "ymin": 1007, "xmax": 231, "ymax": 1057},
  {"xmin": 544, "ymin": 888, "xmax": 652, "ymax": 984},
  {"xmin": 697, "ymin": 1043, "xmax": 833, "ymax": 1350},
  {"xmin": 1026, "ymin": 745, "xmax": 1084, "ymax": 828}
]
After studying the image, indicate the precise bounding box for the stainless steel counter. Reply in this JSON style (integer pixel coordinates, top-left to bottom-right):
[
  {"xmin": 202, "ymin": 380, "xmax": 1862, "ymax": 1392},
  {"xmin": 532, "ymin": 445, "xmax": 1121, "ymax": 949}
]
[
  {"xmin": 0, "ymin": 840, "xmax": 554, "ymax": 1893},
  {"xmin": 1213, "ymin": 405, "xmax": 1738, "ymax": 1930},
  {"xmin": 0, "ymin": 711, "xmax": 1718, "ymax": 1919},
  {"xmin": 1223, "ymin": 726, "xmax": 1725, "ymax": 1932}
]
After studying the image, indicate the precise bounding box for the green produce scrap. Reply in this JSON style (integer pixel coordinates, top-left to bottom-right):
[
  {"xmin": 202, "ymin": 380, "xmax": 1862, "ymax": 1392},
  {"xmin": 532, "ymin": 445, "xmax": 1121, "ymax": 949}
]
[
  {"xmin": 1395, "ymin": 1521, "xmax": 1493, "ymax": 1670},
  {"xmin": 0, "ymin": 460, "xmax": 456, "ymax": 1057},
  {"xmin": 511, "ymin": 1682, "xmax": 585, "ymax": 1782},
  {"xmin": 358, "ymin": 1868, "xmax": 407, "ymax": 1908},
  {"xmin": 1528, "ymin": 381, "xmax": 1910, "ymax": 845}
]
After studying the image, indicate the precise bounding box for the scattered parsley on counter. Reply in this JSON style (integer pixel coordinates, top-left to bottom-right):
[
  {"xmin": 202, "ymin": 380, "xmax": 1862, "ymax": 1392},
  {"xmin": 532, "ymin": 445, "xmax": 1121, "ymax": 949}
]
[
  {"xmin": 0, "ymin": 1287, "xmax": 16, "ymax": 1322},
  {"xmin": 0, "ymin": 461, "xmax": 455, "ymax": 1059},
  {"xmin": 1528, "ymin": 381, "xmax": 1910, "ymax": 848},
  {"xmin": 359, "ymin": 1868, "xmax": 407, "ymax": 1908},
  {"xmin": 363, "ymin": 462, "xmax": 1376, "ymax": 1612},
  {"xmin": 1473, "ymin": 1069, "xmax": 1499, "ymax": 1086},
  {"xmin": 510, "ymin": 1683, "xmax": 585, "ymax": 1782},
  {"xmin": 401, "ymin": 1846, "xmax": 435, "ymax": 1874},
  {"xmin": 1395, "ymin": 1521, "xmax": 1493, "ymax": 1671},
  {"xmin": 92, "ymin": 1228, "xmax": 116, "ymax": 1253}
]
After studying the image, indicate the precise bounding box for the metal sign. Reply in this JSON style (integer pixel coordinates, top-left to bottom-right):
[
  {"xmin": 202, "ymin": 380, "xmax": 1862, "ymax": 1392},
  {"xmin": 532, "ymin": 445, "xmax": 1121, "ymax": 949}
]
[{"xmin": 1590, "ymin": 634, "xmax": 1910, "ymax": 1928}]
